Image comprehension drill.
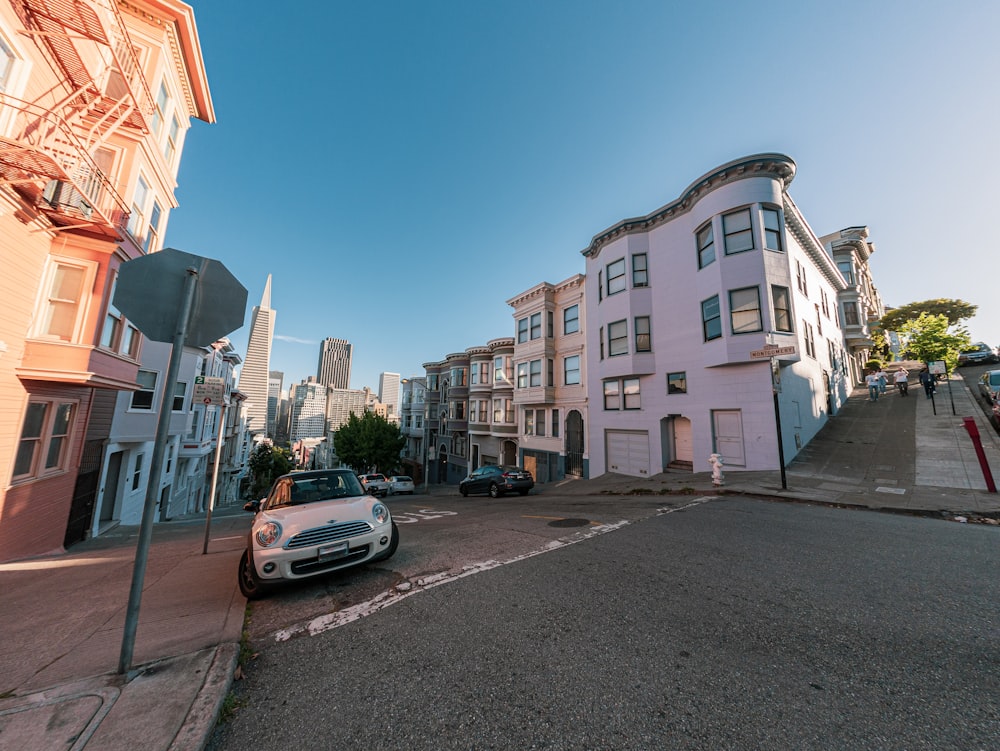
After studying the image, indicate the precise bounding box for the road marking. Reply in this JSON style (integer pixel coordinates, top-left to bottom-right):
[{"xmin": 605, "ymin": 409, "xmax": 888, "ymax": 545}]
[
  {"xmin": 272, "ymin": 497, "xmax": 716, "ymax": 643},
  {"xmin": 392, "ymin": 509, "xmax": 459, "ymax": 524}
]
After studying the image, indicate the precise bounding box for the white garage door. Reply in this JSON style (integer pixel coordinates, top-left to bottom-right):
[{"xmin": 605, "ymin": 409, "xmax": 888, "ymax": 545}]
[{"xmin": 606, "ymin": 430, "xmax": 650, "ymax": 477}]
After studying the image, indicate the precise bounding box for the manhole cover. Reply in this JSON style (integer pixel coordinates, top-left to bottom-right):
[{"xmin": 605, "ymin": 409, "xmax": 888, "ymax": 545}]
[{"xmin": 548, "ymin": 518, "xmax": 591, "ymax": 528}]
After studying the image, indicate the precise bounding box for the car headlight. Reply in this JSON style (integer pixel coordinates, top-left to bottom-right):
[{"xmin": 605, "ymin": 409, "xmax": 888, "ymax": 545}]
[
  {"xmin": 372, "ymin": 502, "xmax": 390, "ymax": 525},
  {"xmin": 255, "ymin": 521, "xmax": 282, "ymax": 547}
]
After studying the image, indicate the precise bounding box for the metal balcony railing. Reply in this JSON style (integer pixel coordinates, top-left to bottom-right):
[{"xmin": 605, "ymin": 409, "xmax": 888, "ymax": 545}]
[{"xmin": 0, "ymin": 95, "xmax": 128, "ymax": 234}]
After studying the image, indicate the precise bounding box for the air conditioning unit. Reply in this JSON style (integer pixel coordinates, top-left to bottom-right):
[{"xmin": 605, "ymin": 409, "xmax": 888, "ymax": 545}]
[{"xmin": 43, "ymin": 180, "xmax": 94, "ymax": 220}]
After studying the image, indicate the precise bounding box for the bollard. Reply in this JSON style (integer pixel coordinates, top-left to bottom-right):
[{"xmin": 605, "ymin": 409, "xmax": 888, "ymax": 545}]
[{"xmin": 962, "ymin": 417, "xmax": 997, "ymax": 493}]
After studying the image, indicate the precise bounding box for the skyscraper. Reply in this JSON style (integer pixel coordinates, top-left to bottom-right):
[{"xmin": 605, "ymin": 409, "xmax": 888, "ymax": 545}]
[
  {"xmin": 379, "ymin": 372, "xmax": 401, "ymax": 420},
  {"xmin": 317, "ymin": 337, "xmax": 353, "ymax": 389},
  {"xmin": 267, "ymin": 371, "xmax": 283, "ymax": 437},
  {"xmin": 241, "ymin": 275, "xmax": 276, "ymax": 434}
]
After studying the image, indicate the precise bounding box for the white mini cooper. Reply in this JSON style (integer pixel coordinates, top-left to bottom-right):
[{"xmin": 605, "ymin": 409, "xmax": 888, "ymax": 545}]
[{"xmin": 239, "ymin": 469, "xmax": 399, "ymax": 599}]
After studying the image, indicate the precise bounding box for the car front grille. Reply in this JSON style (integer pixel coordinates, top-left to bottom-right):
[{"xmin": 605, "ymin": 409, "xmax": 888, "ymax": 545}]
[
  {"xmin": 285, "ymin": 521, "xmax": 373, "ymax": 550},
  {"xmin": 290, "ymin": 546, "xmax": 371, "ymax": 575}
]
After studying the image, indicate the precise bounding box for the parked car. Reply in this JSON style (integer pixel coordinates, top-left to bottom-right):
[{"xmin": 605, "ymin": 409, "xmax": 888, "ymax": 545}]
[
  {"xmin": 958, "ymin": 343, "xmax": 998, "ymax": 366},
  {"xmin": 459, "ymin": 465, "xmax": 534, "ymax": 498},
  {"xmin": 978, "ymin": 370, "xmax": 1000, "ymax": 402},
  {"xmin": 358, "ymin": 473, "xmax": 389, "ymax": 497},
  {"xmin": 238, "ymin": 469, "xmax": 398, "ymax": 599},
  {"xmin": 388, "ymin": 475, "xmax": 415, "ymax": 495}
]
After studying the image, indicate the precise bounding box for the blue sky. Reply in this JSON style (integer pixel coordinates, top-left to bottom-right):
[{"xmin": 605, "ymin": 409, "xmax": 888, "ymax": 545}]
[{"xmin": 164, "ymin": 0, "xmax": 999, "ymax": 392}]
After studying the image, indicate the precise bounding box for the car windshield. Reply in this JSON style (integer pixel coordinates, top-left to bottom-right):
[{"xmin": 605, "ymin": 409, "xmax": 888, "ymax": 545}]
[{"xmin": 266, "ymin": 471, "xmax": 364, "ymax": 509}]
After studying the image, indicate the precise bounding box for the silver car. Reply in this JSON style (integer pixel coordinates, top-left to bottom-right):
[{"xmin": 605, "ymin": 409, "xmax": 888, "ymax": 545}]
[
  {"xmin": 239, "ymin": 469, "xmax": 399, "ymax": 599},
  {"xmin": 979, "ymin": 370, "xmax": 1000, "ymax": 402}
]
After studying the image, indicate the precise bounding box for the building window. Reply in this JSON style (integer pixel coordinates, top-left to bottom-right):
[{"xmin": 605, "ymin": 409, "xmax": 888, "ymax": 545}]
[
  {"xmin": 634, "ymin": 316, "xmax": 651, "ymax": 352},
  {"xmin": 607, "ymin": 258, "xmax": 626, "ymax": 296},
  {"xmin": 144, "ymin": 201, "xmax": 162, "ymax": 253},
  {"xmin": 547, "ymin": 311, "xmax": 554, "ymax": 338},
  {"xmin": 604, "ymin": 378, "xmax": 640, "ymax": 410},
  {"xmin": 536, "ymin": 409, "xmax": 546, "ymax": 437},
  {"xmin": 599, "ymin": 327, "xmax": 604, "ymax": 360},
  {"xmin": 132, "ymin": 453, "xmax": 143, "ymax": 491},
  {"xmin": 803, "ymin": 321, "xmax": 816, "ymax": 358},
  {"xmin": 771, "ymin": 285, "xmax": 793, "ymax": 332},
  {"xmin": 598, "ymin": 270, "xmax": 603, "ymax": 301},
  {"xmin": 723, "ymin": 208, "xmax": 754, "ymax": 254},
  {"xmin": 667, "ymin": 372, "xmax": 687, "ymax": 394},
  {"xmin": 820, "ymin": 289, "xmax": 830, "ymax": 318},
  {"xmin": 451, "ymin": 366, "xmax": 467, "ymax": 387},
  {"xmin": 131, "ymin": 370, "xmax": 157, "ymax": 410},
  {"xmin": 762, "ymin": 208, "xmax": 783, "ymax": 251},
  {"xmin": 517, "ymin": 317, "xmax": 528, "ymax": 343},
  {"xmin": 632, "ymin": 254, "xmax": 648, "ymax": 287},
  {"xmin": 702, "ymin": 295, "xmax": 722, "ymax": 341},
  {"xmin": 516, "ymin": 362, "xmax": 528, "ymax": 388},
  {"xmin": 427, "ymin": 374, "xmax": 439, "ymax": 391},
  {"xmin": 165, "ymin": 114, "xmax": 180, "ymax": 164},
  {"xmin": 815, "ymin": 304, "xmax": 823, "ymax": 337},
  {"xmin": 152, "ymin": 81, "xmax": 169, "ymax": 137},
  {"xmin": 127, "ymin": 175, "xmax": 149, "ymax": 238},
  {"xmin": 530, "ymin": 312, "xmax": 541, "ymax": 340},
  {"xmin": 729, "ymin": 287, "xmax": 762, "ymax": 334},
  {"xmin": 623, "ymin": 378, "xmax": 640, "ymax": 409},
  {"xmin": 547, "ymin": 358, "xmax": 554, "ymax": 387},
  {"xmin": 603, "ymin": 379, "xmax": 620, "ymax": 410},
  {"xmin": 172, "ymin": 382, "xmax": 187, "ymax": 412},
  {"xmin": 551, "ymin": 409, "xmax": 560, "ymax": 438},
  {"xmin": 697, "ymin": 222, "xmax": 715, "ymax": 268},
  {"xmin": 0, "ymin": 35, "xmax": 16, "ymax": 93},
  {"xmin": 564, "ymin": 304, "xmax": 579, "ymax": 335},
  {"xmin": 608, "ymin": 319, "xmax": 629, "ymax": 356},
  {"xmin": 564, "ymin": 355, "xmax": 581, "ymax": 385},
  {"xmin": 838, "ymin": 261, "xmax": 854, "ymax": 286},
  {"xmin": 843, "ymin": 301, "xmax": 860, "ymax": 326},
  {"xmin": 13, "ymin": 401, "xmax": 75, "ymax": 479},
  {"xmin": 39, "ymin": 261, "xmax": 88, "ymax": 341},
  {"xmin": 796, "ymin": 260, "xmax": 809, "ymax": 296},
  {"xmin": 529, "ymin": 359, "xmax": 542, "ymax": 387},
  {"xmin": 524, "ymin": 409, "xmax": 534, "ymax": 436}
]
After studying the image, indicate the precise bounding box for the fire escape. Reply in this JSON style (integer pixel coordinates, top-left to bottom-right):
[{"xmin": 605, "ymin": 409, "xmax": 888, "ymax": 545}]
[{"xmin": 0, "ymin": 0, "xmax": 153, "ymax": 239}]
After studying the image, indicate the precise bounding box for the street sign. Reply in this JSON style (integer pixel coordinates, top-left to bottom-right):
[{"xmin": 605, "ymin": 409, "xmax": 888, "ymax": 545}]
[
  {"xmin": 750, "ymin": 345, "xmax": 797, "ymax": 360},
  {"xmin": 113, "ymin": 248, "xmax": 247, "ymax": 347},
  {"xmin": 929, "ymin": 360, "xmax": 947, "ymax": 375},
  {"xmin": 193, "ymin": 376, "xmax": 226, "ymax": 406}
]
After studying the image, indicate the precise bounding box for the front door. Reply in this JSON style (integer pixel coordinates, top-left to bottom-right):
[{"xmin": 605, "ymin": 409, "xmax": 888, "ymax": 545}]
[
  {"xmin": 673, "ymin": 418, "xmax": 693, "ymax": 463},
  {"xmin": 712, "ymin": 410, "xmax": 746, "ymax": 466},
  {"xmin": 565, "ymin": 410, "xmax": 584, "ymax": 476}
]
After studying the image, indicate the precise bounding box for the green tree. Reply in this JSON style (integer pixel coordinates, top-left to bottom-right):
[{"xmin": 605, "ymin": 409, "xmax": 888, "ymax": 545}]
[
  {"xmin": 334, "ymin": 411, "xmax": 406, "ymax": 474},
  {"xmin": 899, "ymin": 313, "xmax": 970, "ymax": 371},
  {"xmin": 247, "ymin": 443, "xmax": 293, "ymax": 498},
  {"xmin": 881, "ymin": 298, "xmax": 977, "ymax": 332}
]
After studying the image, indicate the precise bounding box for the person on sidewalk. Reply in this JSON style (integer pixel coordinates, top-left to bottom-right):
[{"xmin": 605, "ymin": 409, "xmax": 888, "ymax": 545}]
[
  {"xmin": 919, "ymin": 367, "xmax": 935, "ymax": 398},
  {"xmin": 866, "ymin": 370, "xmax": 881, "ymax": 401},
  {"xmin": 877, "ymin": 368, "xmax": 888, "ymax": 395},
  {"xmin": 894, "ymin": 367, "xmax": 909, "ymax": 396}
]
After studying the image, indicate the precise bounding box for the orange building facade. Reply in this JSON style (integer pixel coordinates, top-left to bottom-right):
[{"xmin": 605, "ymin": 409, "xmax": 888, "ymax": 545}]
[{"xmin": 0, "ymin": 0, "xmax": 213, "ymax": 560}]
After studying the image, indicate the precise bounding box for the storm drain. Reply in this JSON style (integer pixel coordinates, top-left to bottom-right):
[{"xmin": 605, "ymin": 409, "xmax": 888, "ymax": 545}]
[{"xmin": 548, "ymin": 518, "xmax": 591, "ymax": 528}]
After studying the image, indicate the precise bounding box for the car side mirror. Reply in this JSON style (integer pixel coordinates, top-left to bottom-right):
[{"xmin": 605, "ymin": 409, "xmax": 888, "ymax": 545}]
[{"xmin": 243, "ymin": 499, "xmax": 261, "ymax": 513}]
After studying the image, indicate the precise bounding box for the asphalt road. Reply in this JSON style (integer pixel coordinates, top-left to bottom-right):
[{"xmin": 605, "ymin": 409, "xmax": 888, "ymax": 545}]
[
  {"xmin": 959, "ymin": 362, "xmax": 1000, "ymax": 430},
  {"xmin": 209, "ymin": 497, "xmax": 1000, "ymax": 750}
]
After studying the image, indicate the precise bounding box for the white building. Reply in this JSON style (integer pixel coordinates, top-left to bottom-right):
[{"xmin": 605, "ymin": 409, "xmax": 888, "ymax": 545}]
[
  {"xmin": 582, "ymin": 153, "xmax": 850, "ymax": 478},
  {"xmin": 378, "ymin": 372, "xmax": 401, "ymax": 422},
  {"xmin": 289, "ymin": 378, "xmax": 328, "ymax": 441}
]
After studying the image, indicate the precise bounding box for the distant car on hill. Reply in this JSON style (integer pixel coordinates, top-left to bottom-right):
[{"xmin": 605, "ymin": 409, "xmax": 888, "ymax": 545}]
[
  {"xmin": 958, "ymin": 343, "xmax": 998, "ymax": 366},
  {"xmin": 388, "ymin": 475, "xmax": 415, "ymax": 495}
]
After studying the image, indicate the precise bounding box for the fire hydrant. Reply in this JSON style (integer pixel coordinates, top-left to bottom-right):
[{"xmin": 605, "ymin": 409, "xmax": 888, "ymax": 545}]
[{"xmin": 709, "ymin": 453, "xmax": 725, "ymax": 486}]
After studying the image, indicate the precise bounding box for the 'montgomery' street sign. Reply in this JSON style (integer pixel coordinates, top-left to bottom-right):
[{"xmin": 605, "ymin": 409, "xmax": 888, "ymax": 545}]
[{"xmin": 750, "ymin": 345, "xmax": 797, "ymax": 359}]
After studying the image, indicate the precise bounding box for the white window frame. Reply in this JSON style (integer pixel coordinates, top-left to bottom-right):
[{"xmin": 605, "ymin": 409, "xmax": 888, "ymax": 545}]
[
  {"xmin": 563, "ymin": 304, "xmax": 579, "ymax": 335},
  {"xmin": 12, "ymin": 399, "xmax": 77, "ymax": 481},
  {"xmin": 33, "ymin": 257, "xmax": 96, "ymax": 342},
  {"xmin": 723, "ymin": 208, "xmax": 754, "ymax": 254},
  {"xmin": 131, "ymin": 370, "xmax": 157, "ymax": 411},
  {"xmin": 564, "ymin": 354, "xmax": 580, "ymax": 385}
]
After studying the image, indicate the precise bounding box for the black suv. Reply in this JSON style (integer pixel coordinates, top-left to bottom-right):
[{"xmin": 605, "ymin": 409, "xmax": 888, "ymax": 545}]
[{"xmin": 459, "ymin": 465, "xmax": 534, "ymax": 497}]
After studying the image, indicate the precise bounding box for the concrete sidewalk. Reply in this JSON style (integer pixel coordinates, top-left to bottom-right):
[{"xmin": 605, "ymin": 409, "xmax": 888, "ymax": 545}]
[{"xmin": 1, "ymin": 371, "xmax": 998, "ymax": 751}]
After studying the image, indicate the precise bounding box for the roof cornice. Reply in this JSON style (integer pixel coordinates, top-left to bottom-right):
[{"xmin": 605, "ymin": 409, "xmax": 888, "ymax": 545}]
[
  {"xmin": 783, "ymin": 194, "xmax": 847, "ymax": 291},
  {"xmin": 581, "ymin": 153, "xmax": 796, "ymax": 258}
]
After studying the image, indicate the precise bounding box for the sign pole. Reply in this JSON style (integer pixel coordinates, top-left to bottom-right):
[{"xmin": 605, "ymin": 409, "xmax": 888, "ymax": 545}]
[
  {"xmin": 772, "ymin": 359, "xmax": 787, "ymax": 490},
  {"xmin": 203, "ymin": 400, "xmax": 228, "ymax": 555},
  {"xmin": 118, "ymin": 266, "xmax": 200, "ymax": 675}
]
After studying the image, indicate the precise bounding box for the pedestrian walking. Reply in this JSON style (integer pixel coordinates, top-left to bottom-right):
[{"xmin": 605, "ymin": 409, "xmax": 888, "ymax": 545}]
[
  {"xmin": 894, "ymin": 367, "xmax": 909, "ymax": 396},
  {"xmin": 877, "ymin": 368, "xmax": 887, "ymax": 394},
  {"xmin": 919, "ymin": 367, "xmax": 935, "ymax": 399},
  {"xmin": 866, "ymin": 370, "xmax": 881, "ymax": 401}
]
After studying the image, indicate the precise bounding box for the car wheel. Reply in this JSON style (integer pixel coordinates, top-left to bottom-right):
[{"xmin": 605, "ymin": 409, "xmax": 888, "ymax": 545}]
[
  {"xmin": 238, "ymin": 549, "xmax": 271, "ymax": 600},
  {"xmin": 371, "ymin": 522, "xmax": 399, "ymax": 562},
  {"xmin": 460, "ymin": 486, "xmax": 468, "ymax": 497},
  {"xmin": 489, "ymin": 482, "xmax": 502, "ymax": 498}
]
